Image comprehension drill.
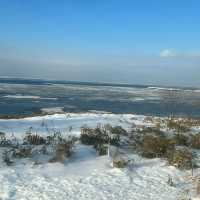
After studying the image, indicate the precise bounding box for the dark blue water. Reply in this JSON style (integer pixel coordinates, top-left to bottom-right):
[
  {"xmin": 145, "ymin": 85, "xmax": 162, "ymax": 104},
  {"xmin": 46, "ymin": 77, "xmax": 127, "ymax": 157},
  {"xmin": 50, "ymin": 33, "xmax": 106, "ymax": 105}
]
[{"xmin": 0, "ymin": 78, "xmax": 200, "ymax": 118}]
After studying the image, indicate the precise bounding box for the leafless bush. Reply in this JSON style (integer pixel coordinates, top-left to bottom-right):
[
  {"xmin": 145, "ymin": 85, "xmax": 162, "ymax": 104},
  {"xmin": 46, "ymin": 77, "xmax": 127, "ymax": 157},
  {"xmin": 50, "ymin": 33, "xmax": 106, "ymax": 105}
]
[
  {"xmin": 49, "ymin": 139, "xmax": 74, "ymax": 163},
  {"xmin": 0, "ymin": 131, "xmax": 6, "ymax": 139},
  {"xmin": 191, "ymin": 133, "xmax": 200, "ymax": 149},
  {"xmin": 112, "ymin": 155, "xmax": 128, "ymax": 168},
  {"xmin": 96, "ymin": 144, "xmax": 108, "ymax": 156},
  {"xmin": 105, "ymin": 125, "xmax": 127, "ymax": 136},
  {"xmin": 138, "ymin": 134, "xmax": 175, "ymax": 158},
  {"xmin": 167, "ymin": 147, "xmax": 195, "ymax": 170},
  {"xmin": 80, "ymin": 125, "xmax": 120, "ymax": 147},
  {"xmin": 167, "ymin": 119, "xmax": 190, "ymax": 133},
  {"xmin": 2, "ymin": 150, "xmax": 14, "ymax": 166},
  {"xmin": 13, "ymin": 145, "xmax": 32, "ymax": 158},
  {"xmin": 23, "ymin": 133, "xmax": 46, "ymax": 145},
  {"xmin": 167, "ymin": 175, "xmax": 174, "ymax": 187},
  {"xmin": 137, "ymin": 126, "xmax": 166, "ymax": 137},
  {"xmin": 0, "ymin": 132, "xmax": 12, "ymax": 147},
  {"xmin": 174, "ymin": 133, "xmax": 190, "ymax": 146}
]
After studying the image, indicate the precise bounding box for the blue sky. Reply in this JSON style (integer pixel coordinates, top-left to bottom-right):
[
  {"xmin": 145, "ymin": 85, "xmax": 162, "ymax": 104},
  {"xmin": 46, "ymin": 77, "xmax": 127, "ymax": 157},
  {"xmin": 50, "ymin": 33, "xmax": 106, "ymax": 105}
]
[{"xmin": 0, "ymin": 0, "xmax": 200, "ymax": 86}]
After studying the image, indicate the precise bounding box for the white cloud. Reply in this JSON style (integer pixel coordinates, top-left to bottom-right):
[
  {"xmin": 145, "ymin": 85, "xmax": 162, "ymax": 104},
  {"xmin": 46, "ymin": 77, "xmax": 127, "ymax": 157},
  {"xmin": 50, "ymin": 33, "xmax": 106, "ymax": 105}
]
[{"xmin": 160, "ymin": 49, "xmax": 177, "ymax": 57}]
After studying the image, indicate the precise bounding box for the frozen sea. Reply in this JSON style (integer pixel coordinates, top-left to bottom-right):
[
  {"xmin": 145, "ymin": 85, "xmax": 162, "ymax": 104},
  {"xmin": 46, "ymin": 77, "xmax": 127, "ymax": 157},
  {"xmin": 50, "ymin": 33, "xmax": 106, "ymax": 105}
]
[{"xmin": 0, "ymin": 78, "xmax": 200, "ymax": 117}]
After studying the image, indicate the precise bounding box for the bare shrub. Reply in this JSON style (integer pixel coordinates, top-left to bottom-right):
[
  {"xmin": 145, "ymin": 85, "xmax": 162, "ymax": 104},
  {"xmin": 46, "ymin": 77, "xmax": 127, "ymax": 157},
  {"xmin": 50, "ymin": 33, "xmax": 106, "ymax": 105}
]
[
  {"xmin": 13, "ymin": 145, "xmax": 32, "ymax": 158},
  {"xmin": 137, "ymin": 127, "xmax": 165, "ymax": 137},
  {"xmin": 23, "ymin": 133, "xmax": 46, "ymax": 145},
  {"xmin": 191, "ymin": 133, "xmax": 200, "ymax": 149},
  {"xmin": 155, "ymin": 121, "xmax": 161, "ymax": 130},
  {"xmin": 167, "ymin": 147, "xmax": 194, "ymax": 170},
  {"xmin": 129, "ymin": 126, "xmax": 166, "ymax": 151},
  {"xmin": 0, "ymin": 132, "xmax": 12, "ymax": 147},
  {"xmin": 113, "ymin": 155, "xmax": 128, "ymax": 168},
  {"xmin": 55, "ymin": 143, "xmax": 72, "ymax": 162},
  {"xmin": 167, "ymin": 176, "xmax": 174, "ymax": 187},
  {"xmin": 49, "ymin": 136, "xmax": 74, "ymax": 163},
  {"xmin": 174, "ymin": 133, "xmax": 190, "ymax": 146},
  {"xmin": 2, "ymin": 150, "xmax": 14, "ymax": 166},
  {"xmin": 167, "ymin": 119, "xmax": 190, "ymax": 133},
  {"xmin": 144, "ymin": 116, "xmax": 154, "ymax": 123},
  {"xmin": 80, "ymin": 126, "xmax": 99, "ymax": 145},
  {"xmin": 96, "ymin": 144, "xmax": 108, "ymax": 156},
  {"xmin": 80, "ymin": 125, "xmax": 120, "ymax": 147},
  {"xmin": 0, "ymin": 131, "xmax": 6, "ymax": 139},
  {"xmin": 139, "ymin": 134, "xmax": 175, "ymax": 158},
  {"xmin": 106, "ymin": 125, "xmax": 127, "ymax": 136},
  {"xmin": 180, "ymin": 118, "xmax": 200, "ymax": 127}
]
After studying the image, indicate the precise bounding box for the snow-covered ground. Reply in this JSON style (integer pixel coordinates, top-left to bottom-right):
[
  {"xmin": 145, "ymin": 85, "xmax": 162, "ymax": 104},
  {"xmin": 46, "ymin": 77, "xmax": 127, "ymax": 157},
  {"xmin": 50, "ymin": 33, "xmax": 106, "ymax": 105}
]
[
  {"xmin": 0, "ymin": 113, "xmax": 147, "ymax": 138},
  {"xmin": 0, "ymin": 147, "xmax": 185, "ymax": 200},
  {"xmin": 0, "ymin": 113, "xmax": 199, "ymax": 200}
]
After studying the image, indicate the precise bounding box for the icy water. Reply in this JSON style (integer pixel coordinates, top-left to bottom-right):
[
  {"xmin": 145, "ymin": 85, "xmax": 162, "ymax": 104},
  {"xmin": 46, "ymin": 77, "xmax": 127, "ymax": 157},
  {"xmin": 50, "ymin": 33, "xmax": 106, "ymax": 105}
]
[{"xmin": 0, "ymin": 78, "xmax": 200, "ymax": 117}]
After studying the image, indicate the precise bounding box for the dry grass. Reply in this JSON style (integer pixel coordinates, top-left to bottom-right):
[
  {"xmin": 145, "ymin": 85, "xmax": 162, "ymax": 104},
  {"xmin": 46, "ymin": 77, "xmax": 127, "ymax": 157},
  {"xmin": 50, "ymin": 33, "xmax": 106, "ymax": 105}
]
[
  {"xmin": 191, "ymin": 133, "xmax": 200, "ymax": 149},
  {"xmin": 174, "ymin": 133, "xmax": 190, "ymax": 146},
  {"xmin": 167, "ymin": 118, "xmax": 190, "ymax": 133},
  {"xmin": 13, "ymin": 146, "xmax": 32, "ymax": 158},
  {"xmin": 167, "ymin": 147, "xmax": 194, "ymax": 170},
  {"xmin": 23, "ymin": 133, "xmax": 46, "ymax": 145},
  {"xmin": 112, "ymin": 155, "xmax": 128, "ymax": 168},
  {"xmin": 50, "ymin": 141, "xmax": 73, "ymax": 163},
  {"xmin": 138, "ymin": 134, "xmax": 175, "ymax": 158},
  {"xmin": 80, "ymin": 125, "xmax": 120, "ymax": 146},
  {"xmin": 95, "ymin": 144, "xmax": 108, "ymax": 156}
]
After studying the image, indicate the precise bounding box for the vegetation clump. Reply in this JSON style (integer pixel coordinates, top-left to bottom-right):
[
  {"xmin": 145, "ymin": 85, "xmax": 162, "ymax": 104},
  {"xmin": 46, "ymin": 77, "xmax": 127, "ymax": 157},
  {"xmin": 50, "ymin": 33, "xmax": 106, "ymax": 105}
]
[
  {"xmin": 50, "ymin": 140, "xmax": 74, "ymax": 163},
  {"xmin": 46, "ymin": 132, "xmax": 75, "ymax": 163},
  {"xmin": 137, "ymin": 126, "xmax": 165, "ymax": 137},
  {"xmin": 167, "ymin": 119, "xmax": 190, "ymax": 133},
  {"xmin": 95, "ymin": 144, "xmax": 108, "ymax": 155},
  {"xmin": 173, "ymin": 133, "xmax": 190, "ymax": 146},
  {"xmin": 107, "ymin": 125, "xmax": 127, "ymax": 136},
  {"xmin": 2, "ymin": 150, "xmax": 14, "ymax": 166},
  {"xmin": 112, "ymin": 155, "xmax": 128, "ymax": 168},
  {"xmin": 80, "ymin": 125, "xmax": 124, "ymax": 156},
  {"xmin": 138, "ymin": 134, "xmax": 175, "ymax": 158},
  {"xmin": 167, "ymin": 147, "xmax": 194, "ymax": 170},
  {"xmin": 23, "ymin": 133, "xmax": 46, "ymax": 145},
  {"xmin": 0, "ymin": 132, "xmax": 12, "ymax": 147},
  {"xmin": 80, "ymin": 125, "xmax": 120, "ymax": 147},
  {"xmin": 13, "ymin": 145, "xmax": 32, "ymax": 158},
  {"xmin": 191, "ymin": 133, "xmax": 200, "ymax": 149},
  {"xmin": 1, "ymin": 131, "xmax": 76, "ymax": 165}
]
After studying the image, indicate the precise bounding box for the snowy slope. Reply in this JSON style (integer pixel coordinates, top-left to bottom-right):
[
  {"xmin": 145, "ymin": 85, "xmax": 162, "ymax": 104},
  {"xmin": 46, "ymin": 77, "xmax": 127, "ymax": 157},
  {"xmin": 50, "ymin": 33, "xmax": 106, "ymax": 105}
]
[
  {"xmin": 0, "ymin": 144, "xmax": 184, "ymax": 200},
  {"xmin": 0, "ymin": 113, "xmax": 197, "ymax": 200},
  {"xmin": 0, "ymin": 113, "xmax": 147, "ymax": 138}
]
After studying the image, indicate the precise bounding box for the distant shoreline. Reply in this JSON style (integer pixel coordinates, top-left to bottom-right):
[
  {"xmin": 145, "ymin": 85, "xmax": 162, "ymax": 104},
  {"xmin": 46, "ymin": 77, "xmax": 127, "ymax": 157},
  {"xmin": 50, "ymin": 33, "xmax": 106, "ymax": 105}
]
[
  {"xmin": 0, "ymin": 111, "xmax": 199, "ymax": 120},
  {"xmin": 0, "ymin": 77, "xmax": 199, "ymax": 90}
]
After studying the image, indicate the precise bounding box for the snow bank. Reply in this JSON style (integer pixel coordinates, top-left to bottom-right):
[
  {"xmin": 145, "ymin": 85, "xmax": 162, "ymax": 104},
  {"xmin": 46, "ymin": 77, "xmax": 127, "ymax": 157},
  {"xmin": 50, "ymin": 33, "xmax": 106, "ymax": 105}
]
[{"xmin": 0, "ymin": 113, "xmax": 147, "ymax": 138}]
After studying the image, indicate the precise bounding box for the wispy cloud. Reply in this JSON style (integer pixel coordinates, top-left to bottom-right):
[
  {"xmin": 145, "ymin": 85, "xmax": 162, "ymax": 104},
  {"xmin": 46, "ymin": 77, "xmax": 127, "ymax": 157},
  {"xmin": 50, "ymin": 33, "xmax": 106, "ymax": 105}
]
[
  {"xmin": 0, "ymin": 44, "xmax": 200, "ymax": 87},
  {"xmin": 160, "ymin": 49, "xmax": 177, "ymax": 57},
  {"xmin": 160, "ymin": 49, "xmax": 200, "ymax": 58}
]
